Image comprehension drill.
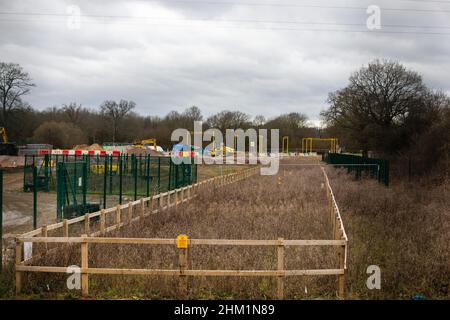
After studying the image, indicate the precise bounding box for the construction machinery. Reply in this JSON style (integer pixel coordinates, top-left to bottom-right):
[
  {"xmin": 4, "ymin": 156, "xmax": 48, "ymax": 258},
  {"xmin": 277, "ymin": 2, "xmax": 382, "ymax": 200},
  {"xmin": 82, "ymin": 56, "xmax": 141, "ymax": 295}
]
[
  {"xmin": 0, "ymin": 127, "xmax": 18, "ymax": 155},
  {"xmin": 302, "ymin": 138, "xmax": 339, "ymax": 154},
  {"xmin": 210, "ymin": 146, "xmax": 235, "ymax": 157},
  {"xmin": 132, "ymin": 138, "xmax": 157, "ymax": 149}
]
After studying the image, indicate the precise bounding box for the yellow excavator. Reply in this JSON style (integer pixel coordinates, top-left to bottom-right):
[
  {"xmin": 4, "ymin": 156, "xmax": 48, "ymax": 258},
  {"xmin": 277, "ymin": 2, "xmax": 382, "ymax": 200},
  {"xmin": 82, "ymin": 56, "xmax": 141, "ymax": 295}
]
[
  {"xmin": 132, "ymin": 138, "xmax": 157, "ymax": 149},
  {"xmin": 0, "ymin": 127, "xmax": 18, "ymax": 155}
]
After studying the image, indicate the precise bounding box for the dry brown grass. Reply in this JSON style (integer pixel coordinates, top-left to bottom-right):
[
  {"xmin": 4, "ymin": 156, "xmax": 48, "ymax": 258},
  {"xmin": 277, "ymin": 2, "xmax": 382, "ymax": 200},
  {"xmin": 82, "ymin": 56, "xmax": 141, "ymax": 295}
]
[
  {"xmin": 5, "ymin": 158, "xmax": 448, "ymax": 300},
  {"xmin": 325, "ymin": 167, "xmax": 450, "ymax": 299},
  {"xmin": 20, "ymin": 159, "xmax": 340, "ymax": 299}
]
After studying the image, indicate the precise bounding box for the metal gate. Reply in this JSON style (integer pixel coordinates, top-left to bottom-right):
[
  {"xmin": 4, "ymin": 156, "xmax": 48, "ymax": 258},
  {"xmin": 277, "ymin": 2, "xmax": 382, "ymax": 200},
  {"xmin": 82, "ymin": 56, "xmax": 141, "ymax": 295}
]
[{"xmin": 56, "ymin": 161, "xmax": 99, "ymax": 220}]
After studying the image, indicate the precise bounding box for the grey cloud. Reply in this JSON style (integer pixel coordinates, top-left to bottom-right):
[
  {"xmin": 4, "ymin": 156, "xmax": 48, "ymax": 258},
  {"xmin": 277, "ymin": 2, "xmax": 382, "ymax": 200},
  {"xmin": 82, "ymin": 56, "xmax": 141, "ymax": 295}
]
[{"xmin": 0, "ymin": 0, "xmax": 449, "ymax": 121}]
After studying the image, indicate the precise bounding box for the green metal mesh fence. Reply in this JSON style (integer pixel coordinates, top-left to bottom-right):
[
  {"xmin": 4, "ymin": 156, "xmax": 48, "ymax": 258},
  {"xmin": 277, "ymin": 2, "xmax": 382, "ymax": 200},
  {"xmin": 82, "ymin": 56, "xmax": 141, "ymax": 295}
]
[
  {"xmin": 322, "ymin": 152, "xmax": 389, "ymax": 186},
  {"xmin": 24, "ymin": 154, "xmax": 197, "ymax": 220}
]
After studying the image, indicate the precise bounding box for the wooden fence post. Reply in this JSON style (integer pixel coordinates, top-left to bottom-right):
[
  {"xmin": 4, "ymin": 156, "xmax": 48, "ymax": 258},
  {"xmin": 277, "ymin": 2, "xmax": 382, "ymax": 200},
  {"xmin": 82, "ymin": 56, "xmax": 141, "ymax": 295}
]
[
  {"xmin": 84, "ymin": 214, "xmax": 90, "ymax": 236},
  {"xmin": 181, "ymin": 187, "xmax": 184, "ymax": 202},
  {"xmin": 115, "ymin": 205, "xmax": 121, "ymax": 230},
  {"xmin": 140, "ymin": 198, "xmax": 145, "ymax": 219},
  {"xmin": 338, "ymin": 244, "xmax": 346, "ymax": 299},
  {"xmin": 174, "ymin": 189, "xmax": 178, "ymax": 208},
  {"xmin": 63, "ymin": 219, "xmax": 69, "ymax": 237},
  {"xmin": 41, "ymin": 225, "xmax": 48, "ymax": 252},
  {"xmin": 167, "ymin": 192, "xmax": 171, "ymax": 208},
  {"xmin": 15, "ymin": 239, "xmax": 22, "ymax": 295},
  {"xmin": 128, "ymin": 202, "xmax": 133, "ymax": 224},
  {"xmin": 81, "ymin": 234, "xmax": 89, "ymax": 298},
  {"xmin": 159, "ymin": 194, "xmax": 164, "ymax": 210},
  {"xmin": 177, "ymin": 235, "xmax": 188, "ymax": 298},
  {"xmin": 100, "ymin": 209, "xmax": 105, "ymax": 235},
  {"xmin": 330, "ymin": 199, "xmax": 334, "ymax": 228},
  {"xmin": 334, "ymin": 216, "xmax": 340, "ymax": 241},
  {"xmin": 277, "ymin": 238, "xmax": 285, "ymax": 299}
]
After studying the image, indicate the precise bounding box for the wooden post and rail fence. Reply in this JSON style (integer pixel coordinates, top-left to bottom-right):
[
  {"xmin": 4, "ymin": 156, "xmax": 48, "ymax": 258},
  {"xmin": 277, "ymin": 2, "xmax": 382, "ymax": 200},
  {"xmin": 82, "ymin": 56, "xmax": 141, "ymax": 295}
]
[{"xmin": 14, "ymin": 163, "xmax": 348, "ymax": 299}]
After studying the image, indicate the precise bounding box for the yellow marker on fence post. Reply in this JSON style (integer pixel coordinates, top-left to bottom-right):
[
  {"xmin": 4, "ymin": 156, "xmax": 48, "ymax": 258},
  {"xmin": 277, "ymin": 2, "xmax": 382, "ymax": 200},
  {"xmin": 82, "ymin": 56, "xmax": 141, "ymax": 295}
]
[
  {"xmin": 177, "ymin": 234, "xmax": 188, "ymax": 249},
  {"xmin": 177, "ymin": 234, "xmax": 189, "ymax": 298}
]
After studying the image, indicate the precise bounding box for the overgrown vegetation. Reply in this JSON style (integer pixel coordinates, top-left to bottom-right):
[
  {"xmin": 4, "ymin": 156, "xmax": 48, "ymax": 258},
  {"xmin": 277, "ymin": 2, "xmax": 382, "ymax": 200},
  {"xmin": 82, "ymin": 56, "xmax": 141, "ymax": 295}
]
[
  {"xmin": 326, "ymin": 167, "xmax": 450, "ymax": 299},
  {"xmin": 14, "ymin": 159, "xmax": 339, "ymax": 299},
  {"xmin": 2, "ymin": 159, "xmax": 449, "ymax": 300}
]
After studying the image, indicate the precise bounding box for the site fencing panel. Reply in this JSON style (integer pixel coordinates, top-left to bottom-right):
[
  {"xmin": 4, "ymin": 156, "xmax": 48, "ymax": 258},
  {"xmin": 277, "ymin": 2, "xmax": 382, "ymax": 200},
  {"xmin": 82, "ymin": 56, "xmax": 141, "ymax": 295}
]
[
  {"xmin": 24, "ymin": 155, "xmax": 197, "ymax": 220},
  {"xmin": 323, "ymin": 152, "xmax": 389, "ymax": 186}
]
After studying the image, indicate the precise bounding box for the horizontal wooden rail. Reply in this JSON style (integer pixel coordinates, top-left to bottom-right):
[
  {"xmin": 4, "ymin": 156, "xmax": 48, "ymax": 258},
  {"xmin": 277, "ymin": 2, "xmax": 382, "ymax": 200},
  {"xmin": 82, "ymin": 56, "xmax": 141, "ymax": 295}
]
[
  {"xmin": 320, "ymin": 166, "xmax": 348, "ymax": 300},
  {"xmin": 17, "ymin": 237, "xmax": 347, "ymax": 246},
  {"xmin": 16, "ymin": 266, "xmax": 344, "ymax": 277}
]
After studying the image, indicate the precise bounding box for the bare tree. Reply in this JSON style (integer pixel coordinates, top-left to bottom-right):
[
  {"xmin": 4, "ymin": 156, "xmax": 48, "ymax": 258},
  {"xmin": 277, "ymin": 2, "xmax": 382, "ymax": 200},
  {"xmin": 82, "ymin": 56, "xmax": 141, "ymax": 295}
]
[
  {"xmin": 100, "ymin": 99, "xmax": 135, "ymax": 142},
  {"xmin": 253, "ymin": 115, "xmax": 266, "ymax": 127},
  {"xmin": 0, "ymin": 62, "xmax": 35, "ymax": 130},
  {"xmin": 321, "ymin": 59, "xmax": 435, "ymax": 154},
  {"xmin": 183, "ymin": 106, "xmax": 202, "ymax": 121},
  {"xmin": 62, "ymin": 102, "xmax": 83, "ymax": 125},
  {"xmin": 206, "ymin": 110, "xmax": 251, "ymax": 132}
]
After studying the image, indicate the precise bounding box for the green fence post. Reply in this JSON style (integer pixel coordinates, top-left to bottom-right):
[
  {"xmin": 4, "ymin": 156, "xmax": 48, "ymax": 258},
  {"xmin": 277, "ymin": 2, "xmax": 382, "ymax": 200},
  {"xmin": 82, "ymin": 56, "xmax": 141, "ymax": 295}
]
[
  {"xmin": 119, "ymin": 155, "xmax": 123, "ymax": 204},
  {"xmin": 146, "ymin": 155, "xmax": 150, "ymax": 198},
  {"xmin": 0, "ymin": 170, "xmax": 3, "ymax": 271},
  {"xmin": 44, "ymin": 154, "xmax": 49, "ymax": 191},
  {"xmin": 82, "ymin": 162, "xmax": 87, "ymax": 214},
  {"xmin": 168, "ymin": 158, "xmax": 172, "ymax": 191},
  {"xmin": 32, "ymin": 165, "xmax": 37, "ymax": 229},
  {"xmin": 56, "ymin": 162, "xmax": 62, "ymax": 220},
  {"xmin": 157, "ymin": 157, "xmax": 161, "ymax": 193},
  {"xmin": 87, "ymin": 155, "xmax": 91, "ymax": 178},
  {"xmin": 73, "ymin": 155, "xmax": 77, "ymax": 196},
  {"xmin": 109, "ymin": 155, "xmax": 113, "ymax": 195},
  {"xmin": 23, "ymin": 155, "xmax": 27, "ymax": 192},
  {"xmin": 134, "ymin": 155, "xmax": 138, "ymax": 201},
  {"xmin": 103, "ymin": 156, "xmax": 108, "ymax": 209}
]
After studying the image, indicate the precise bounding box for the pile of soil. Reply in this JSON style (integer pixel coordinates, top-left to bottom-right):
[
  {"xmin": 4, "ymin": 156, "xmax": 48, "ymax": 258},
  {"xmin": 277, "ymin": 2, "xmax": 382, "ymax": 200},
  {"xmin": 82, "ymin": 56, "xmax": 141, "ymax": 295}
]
[
  {"xmin": 88, "ymin": 143, "xmax": 103, "ymax": 151},
  {"xmin": 73, "ymin": 143, "xmax": 104, "ymax": 151},
  {"xmin": 73, "ymin": 144, "xmax": 89, "ymax": 150}
]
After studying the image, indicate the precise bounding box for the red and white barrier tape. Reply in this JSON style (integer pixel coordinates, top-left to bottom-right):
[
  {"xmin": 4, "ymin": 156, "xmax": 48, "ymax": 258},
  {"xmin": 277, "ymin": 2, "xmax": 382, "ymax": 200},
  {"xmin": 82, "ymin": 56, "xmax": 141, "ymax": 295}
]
[{"xmin": 47, "ymin": 149, "xmax": 121, "ymax": 156}]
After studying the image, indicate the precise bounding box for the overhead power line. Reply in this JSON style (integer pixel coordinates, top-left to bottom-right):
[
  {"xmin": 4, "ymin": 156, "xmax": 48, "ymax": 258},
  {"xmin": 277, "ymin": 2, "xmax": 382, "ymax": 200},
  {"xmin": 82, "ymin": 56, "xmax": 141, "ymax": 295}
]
[
  {"xmin": 102, "ymin": 0, "xmax": 450, "ymax": 13},
  {"xmin": 1, "ymin": 17, "xmax": 450, "ymax": 35},
  {"xmin": 1, "ymin": 11, "xmax": 450, "ymax": 31}
]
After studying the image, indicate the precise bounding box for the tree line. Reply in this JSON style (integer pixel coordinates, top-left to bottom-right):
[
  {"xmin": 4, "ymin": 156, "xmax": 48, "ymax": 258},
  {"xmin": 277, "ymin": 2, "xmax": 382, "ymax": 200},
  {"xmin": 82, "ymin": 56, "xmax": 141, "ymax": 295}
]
[
  {"xmin": 0, "ymin": 62, "xmax": 316, "ymax": 149},
  {"xmin": 24, "ymin": 105, "xmax": 316, "ymax": 150},
  {"xmin": 2, "ymin": 60, "xmax": 449, "ymax": 175}
]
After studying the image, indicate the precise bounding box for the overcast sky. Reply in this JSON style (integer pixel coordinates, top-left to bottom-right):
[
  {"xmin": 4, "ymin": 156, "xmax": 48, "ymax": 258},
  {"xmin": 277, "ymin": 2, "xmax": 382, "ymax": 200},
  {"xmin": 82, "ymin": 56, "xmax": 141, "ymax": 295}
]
[{"xmin": 1, "ymin": 0, "xmax": 450, "ymax": 123}]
